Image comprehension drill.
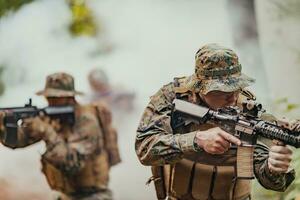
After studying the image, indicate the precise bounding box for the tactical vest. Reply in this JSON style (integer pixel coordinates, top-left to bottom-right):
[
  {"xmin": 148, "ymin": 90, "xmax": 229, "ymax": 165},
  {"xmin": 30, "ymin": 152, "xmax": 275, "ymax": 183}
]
[
  {"xmin": 151, "ymin": 77, "xmax": 255, "ymax": 200},
  {"xmin": 41, "ymin": 151, "xmax": 109, "ymax": 195},
  {"xmin": 41, "ymin": 103, "xmax": 120, "ymax": 195}
]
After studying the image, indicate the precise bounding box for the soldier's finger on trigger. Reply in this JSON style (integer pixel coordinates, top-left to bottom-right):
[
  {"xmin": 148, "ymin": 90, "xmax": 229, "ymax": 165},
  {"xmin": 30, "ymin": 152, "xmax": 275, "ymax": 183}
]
[{"xmin": 219, "ymin": 131, "xmax": 241, "ymax": 146}]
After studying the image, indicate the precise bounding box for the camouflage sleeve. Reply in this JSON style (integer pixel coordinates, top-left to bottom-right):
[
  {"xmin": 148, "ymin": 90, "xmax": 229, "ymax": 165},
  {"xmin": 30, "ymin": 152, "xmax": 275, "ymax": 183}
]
[
  {"xmin": 253, "ymin": 112, "xmax": 295, "ymax": 192},
  {"xmin": 0, "ymin": 117, "xmax": 43, "ymax": 148},
  {"xmin": 254, "ymin": 143, "xmax": 295, "ymax": 192},
  {"xmin": 135, "ymin": 83, "xmax": 198, "ymax": 166}
]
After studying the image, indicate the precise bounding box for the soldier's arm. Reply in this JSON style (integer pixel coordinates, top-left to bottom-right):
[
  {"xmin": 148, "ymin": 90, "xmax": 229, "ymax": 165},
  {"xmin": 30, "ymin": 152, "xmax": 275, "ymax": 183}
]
[
  {"xmin": 254, "ymin": 143, "xmax": 295, "ymax": 192},
  {"xmin": 0, "ymin": 113, "xmax": 43, "ymax": 148},
  {"xmin": 253, "ymin": 113, "xmax": 295, "ymax": 192},
  {"xmin": 135, "ymin": 83, "xmax": 198, "ymax": 166}
]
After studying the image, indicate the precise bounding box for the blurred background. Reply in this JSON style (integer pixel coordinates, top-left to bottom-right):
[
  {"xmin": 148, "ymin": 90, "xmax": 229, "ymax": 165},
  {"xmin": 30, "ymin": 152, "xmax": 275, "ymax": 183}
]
[{"xmin": 0, "ymin": 0, "xmax": 299, "ymax": 199}]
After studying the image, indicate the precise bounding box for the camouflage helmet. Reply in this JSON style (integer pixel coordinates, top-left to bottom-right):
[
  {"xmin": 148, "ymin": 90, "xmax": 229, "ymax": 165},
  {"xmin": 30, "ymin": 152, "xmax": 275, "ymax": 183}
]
[
  {"xmin": 185, "ymin": 43, "xmax": 255, "ymax": 94},
  {"xmin": 36, "ymin": 72, "xmax": 83, "ymax": 97}
]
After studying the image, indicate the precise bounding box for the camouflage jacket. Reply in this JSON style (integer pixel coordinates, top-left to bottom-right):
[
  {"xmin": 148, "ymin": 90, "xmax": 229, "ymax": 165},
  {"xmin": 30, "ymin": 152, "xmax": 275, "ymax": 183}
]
[
  {"xmin": 136, "ymin": 77, "xmax": 295, "ymax": 192},
  {"xmin": 0, "ymin": 102, "xmax": 120, "ymax": 174}
]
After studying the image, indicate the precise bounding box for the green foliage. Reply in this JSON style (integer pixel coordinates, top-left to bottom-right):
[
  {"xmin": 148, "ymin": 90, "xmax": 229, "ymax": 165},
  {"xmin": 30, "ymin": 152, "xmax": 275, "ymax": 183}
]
[
  {"xmin": 274, "ymin": 97, "xmax": 300, "ymax": 113},
  {"xmin": 275, "ymin": 97, "xmax": 288, "ymax": 104},
  {"xmin": 271, "ymin": 0, "xmax": 300, "ymax": 70},
  {"xmin": 67, "ymin": 0, "xmax": 98, "ymax": 37},
  {"xmin": 0, "ymin": 66, "xmax": 5, "ymax": 96},
  {"xmin": 0, "ymin": 0, "xmax": 34, "ymax": 17}
]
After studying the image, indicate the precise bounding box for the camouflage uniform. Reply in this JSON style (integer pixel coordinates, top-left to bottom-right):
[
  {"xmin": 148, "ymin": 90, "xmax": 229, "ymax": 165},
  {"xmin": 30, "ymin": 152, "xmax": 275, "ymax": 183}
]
[
  {"xmin": 136, "ymin": 44, "xmax": 295, "ymax": 200},
  {"xmin": 0, "ymin": 73, "xmax": 121, "ymax": 200}
]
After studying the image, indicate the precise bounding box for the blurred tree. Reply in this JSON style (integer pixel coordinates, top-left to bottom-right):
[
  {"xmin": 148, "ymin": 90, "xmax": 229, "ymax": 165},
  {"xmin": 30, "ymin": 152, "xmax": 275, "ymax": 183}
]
[
  {"xmin": 67, "ymin": 0, "xmax": 98, "ymax": 37},
  {"xmin": 0, "ymin": 0, "xmax": 98, "ymax": 37},
  {"xmin": 253, "ymin": 0, "xmax": 300, "ymax": 198},
  {"xmin": 0, "ymin": 66, "xmax": 5, "ymax": 96},
  {"xmin": 0, "ymin": 0, "xmax": 34, "ymax": 17},
  {"xmin": 272, "ymin": 0, "xmax": 300, "ymax": 19},
  {"xmin": 227, "ymin": 0, "xmax": 269, "ymax": 101}
]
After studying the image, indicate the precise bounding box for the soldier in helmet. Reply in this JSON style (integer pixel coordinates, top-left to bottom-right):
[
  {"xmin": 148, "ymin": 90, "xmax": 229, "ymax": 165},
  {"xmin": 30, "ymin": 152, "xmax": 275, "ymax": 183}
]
[
  {"xmin": 0, "ymin": 72, "xmax": 121, "ymax": 200},
  {"xmin": 135, "ymin": 44, "xmax": 298, "ymax": 200}
]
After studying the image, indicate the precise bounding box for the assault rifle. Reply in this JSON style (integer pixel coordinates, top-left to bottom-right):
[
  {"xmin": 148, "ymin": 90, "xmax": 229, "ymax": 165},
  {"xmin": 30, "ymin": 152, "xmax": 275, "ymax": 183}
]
[
  {"xmin": 172, "ymin": 99, "xmax": 300, "ymax": 179},
  {"xmin": 0, "ymin": 98, "xmax": 75, "ymax": 145}
]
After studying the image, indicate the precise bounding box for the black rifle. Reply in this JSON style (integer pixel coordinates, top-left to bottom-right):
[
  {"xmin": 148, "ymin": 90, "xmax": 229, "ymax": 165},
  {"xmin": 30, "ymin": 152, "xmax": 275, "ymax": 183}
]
[
  {"xmin": 0, "ymin": 98, "xmax": 75, "ymax": 146},
  {"xmin": 172, "ymin": 99, "xmax": 300, "ymax": 178}
]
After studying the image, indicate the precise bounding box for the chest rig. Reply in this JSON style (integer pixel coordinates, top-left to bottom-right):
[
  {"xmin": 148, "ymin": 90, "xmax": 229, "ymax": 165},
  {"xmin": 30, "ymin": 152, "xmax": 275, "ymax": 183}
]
[
  {"xmin": 41, "ymin": 104, "xmax": 112, "ymax": 195},
  {"xmin": 154, "ymin": 77, "xmax": 252, "ymax": 200}
]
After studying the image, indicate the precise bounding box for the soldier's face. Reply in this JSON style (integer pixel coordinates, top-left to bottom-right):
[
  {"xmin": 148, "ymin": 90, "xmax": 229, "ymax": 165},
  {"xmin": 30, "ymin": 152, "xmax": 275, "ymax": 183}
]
[
  {"xmin": 46, "ymin": 97, "xmax": 75, "ymax": 106},
  {"xmin": 201, "ymin": 90, "xmax": 240, "ymax": 110}
]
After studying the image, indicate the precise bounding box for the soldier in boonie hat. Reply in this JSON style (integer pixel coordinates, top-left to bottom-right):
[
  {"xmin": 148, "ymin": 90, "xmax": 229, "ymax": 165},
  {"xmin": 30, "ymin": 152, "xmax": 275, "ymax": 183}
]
[
  {"xmin": 0, "ymin": 72, "xmax": 120, "ymax": 200},
  {"xmin": 185, "ymin": 43, "xmax": 255, "ymax": 94},
  {"xmin": 36, "ymin": 72, "xmax": 83, "ymax": 97},
  {"xmin": 136, "ymin": 43, "xmax": 295, "ymax": 200}
]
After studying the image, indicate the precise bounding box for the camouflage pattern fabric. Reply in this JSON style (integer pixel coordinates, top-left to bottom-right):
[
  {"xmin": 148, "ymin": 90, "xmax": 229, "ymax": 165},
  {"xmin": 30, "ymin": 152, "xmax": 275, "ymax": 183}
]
[
  {"xmin": 185, "ymin": 43, "xmax": 255, "ymax": 94},
  {"xmin": 135, "ymin": 79, "xmax": 295, "ymax": 198},
  {"xmin": 36, "ymin": 72, "xmax": 84, "ymax": 97},
  {"xmin": 0, "ymin": 102, "xmax": 119, "ymax": 198}
]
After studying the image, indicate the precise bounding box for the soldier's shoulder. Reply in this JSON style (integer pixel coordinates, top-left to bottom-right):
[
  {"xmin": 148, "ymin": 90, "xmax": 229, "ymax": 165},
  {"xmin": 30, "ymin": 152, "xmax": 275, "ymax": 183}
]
[
  {"xmin": 81, "ymin": 100, "xmax": 112, "ymax": 115},
  {"xmin": 152, "ymin": 76, "xmax": 189, "ymax": 99},
  {"xmin": 88, "ymin": 100, "xmax": 113, "ymax": 123},
  {"xmin": 150, "ymin": 81, "xmax": 175, "ymax": 101},
  {"xmin": 148, "ymin": 77, "xmax": 187, "ymax": 110},
  {"xmin": 90, "ymin": 100, "xmax": 109, "ymax": 109}
]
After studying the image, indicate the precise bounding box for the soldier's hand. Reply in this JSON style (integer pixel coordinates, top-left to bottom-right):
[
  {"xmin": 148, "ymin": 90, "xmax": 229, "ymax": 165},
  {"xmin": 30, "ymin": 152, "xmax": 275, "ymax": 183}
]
[
  {"xmin": 268, "ymin": 144, "xmax": 293, "ymax": 173},
  {"xmin": 24, "ymin": 116, "xmax": 59, "ymax": 139},
  {"xmin": 194, "ymin": 127, "xmax": 241, "ymax": 154}
]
